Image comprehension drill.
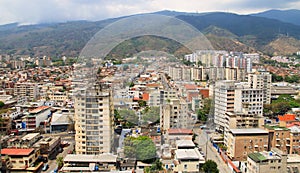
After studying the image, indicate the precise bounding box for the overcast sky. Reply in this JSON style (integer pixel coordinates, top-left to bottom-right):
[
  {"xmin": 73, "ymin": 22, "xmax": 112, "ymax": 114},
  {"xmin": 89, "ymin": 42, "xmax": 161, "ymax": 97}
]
[{"xmin": 0, "ymin": 0, "xmax": 299, "ymax": 25}]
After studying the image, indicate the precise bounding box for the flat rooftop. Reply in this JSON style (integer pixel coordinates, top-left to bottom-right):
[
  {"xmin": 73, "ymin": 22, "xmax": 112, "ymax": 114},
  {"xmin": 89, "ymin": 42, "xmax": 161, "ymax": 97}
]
[
  {"xmin": 175, "ymin": 148, "xmax": 204, "ymax": 161},
  {"xmin": 64, "ymin": 153, "xmax": 117, "ymax": 163},
  {"xmin": 176, "ymin": 140, "xmax": 195, "ymax": 148},
  {"xmin": 21, "ymin": 133, "xmax": 40, "ymax": 141},
  {"xmin": 230, "ymin": 128, "xmax": 268, "ymax": 135}
]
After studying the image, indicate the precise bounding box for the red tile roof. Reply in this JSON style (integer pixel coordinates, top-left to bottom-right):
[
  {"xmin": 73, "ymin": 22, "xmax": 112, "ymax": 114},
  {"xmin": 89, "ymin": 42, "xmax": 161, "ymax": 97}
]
[
  {"xmin": 1, "ymin": 148, "xmax": 34, "ymax": 156},
  {"xmin": 142, "ymin": 93, "xmax": 149, "ymax": 101},
  {"xmin": 29, "ymin": 106, "xmax": 49, "ymax": 114},
  {"xmin": 168, "ymin": 128, "xmax": 193, "ymax": 135},
  {"xmin": 184, "ymin": 84, "xmax": 197, "ymax": 90}
]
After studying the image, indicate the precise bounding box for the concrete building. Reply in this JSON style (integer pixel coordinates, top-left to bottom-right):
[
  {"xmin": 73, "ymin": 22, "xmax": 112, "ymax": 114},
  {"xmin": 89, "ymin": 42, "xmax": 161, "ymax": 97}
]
[
  {"xmin": 213, "ymin": 80, "xmax": 235, "ymax": 132},
  {"xmin": 247, "ymin": 148, "xmax": 300, "ymax": 173},
  {"xmin": 23, "ymin": 106, "xmax": 51, "ymax": 130},
  {"xmin": 288, "ymin": 125, "xmax": 300, "ymax": 154},
  {"xmin": 248, "ymin": 72, "xmax": 272, "ymax": 104},
  {"xmin": 224, "ymin": 112, "xmax": 264, "ymax": 147},
  {"xmin": 173, "ymin": 148, "xmax": 205, "ymax": 172},
  {"xmin": 1, "ymin": 148, "xmax": 43, "ymax": 173},
  {"xmin": 160, "ymin": 99, "xmax": 192, "ymax": 133},
  {"xmin": 265, "ymin": 125, "xmax": 291, "ymax": 154},
  {"xmin": 74, "ymin": 85, "xmax": 114, "ymax": 155},
  {"xmin": 61, "ymin": 153, "xmax": 117, "ymax": 172},
  {"xmin": 227, "ymin": 128, "xmax": 269, "ymax": 161},
  {"xmin": 234, "ymin": 85, "xmax": 263, "ymax": 116},
  {"xmin": 14, "ymin": 83, "xmax": 38, "ymax": 101}
]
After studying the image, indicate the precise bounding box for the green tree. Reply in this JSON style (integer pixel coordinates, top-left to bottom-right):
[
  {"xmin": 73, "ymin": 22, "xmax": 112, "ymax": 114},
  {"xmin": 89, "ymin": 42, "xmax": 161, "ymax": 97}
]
[
  {"xmin": 118, "ymin": 109, "xmax": 139, "ymax": 126},
  {"xmin": 142, "ymin": 106, "xmax": 160, "ymax": 124},
  {"xmin": 197, "ymin": 99, "xmax": 211, "ymax": 122},
  {"xmin": 124, "ymin": 136, "xmax": 156, "ymax": 162},
  {"xmin": 56, "ymin": 156, "xmax": 64, "ymax": 168},
  {"xmin": 138, "ymin": 100, "xmax": 147, "ymax": 107},
  {"xmin": 202, "ymin": 160, "xmax": 219, "ymax": 173},
  {"xmin": 0, "ymin": 101, "xmax": 4, "ymax": 108}
]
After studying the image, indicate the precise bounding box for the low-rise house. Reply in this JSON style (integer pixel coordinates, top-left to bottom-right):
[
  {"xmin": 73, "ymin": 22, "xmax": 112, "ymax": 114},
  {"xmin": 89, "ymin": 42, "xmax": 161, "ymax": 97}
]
[
  {"xmin": 1, "ymin": 148, "xmax": 43, "ymax": 173},
  {"xmin": 61, "ymin": 153, "xmax": 118, "ymax": 172}
]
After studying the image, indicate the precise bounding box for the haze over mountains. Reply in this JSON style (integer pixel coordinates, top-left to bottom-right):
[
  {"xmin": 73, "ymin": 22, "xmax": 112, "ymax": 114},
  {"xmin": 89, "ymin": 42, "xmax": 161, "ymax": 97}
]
[{"xmin": 1, "ymin": 9, "xmax": 300, "ymax": 58}]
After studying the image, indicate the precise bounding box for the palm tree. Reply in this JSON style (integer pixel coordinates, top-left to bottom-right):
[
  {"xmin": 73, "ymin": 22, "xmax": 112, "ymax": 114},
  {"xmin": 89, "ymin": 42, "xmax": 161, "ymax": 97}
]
[{"xmin": 56, "ymin": 156, "xmax": 64, "ymax": 169}]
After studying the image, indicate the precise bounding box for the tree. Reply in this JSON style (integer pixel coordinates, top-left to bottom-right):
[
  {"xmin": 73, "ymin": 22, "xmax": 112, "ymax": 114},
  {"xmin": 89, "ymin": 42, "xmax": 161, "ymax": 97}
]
[
  {"xmin": 138, "ymin": 100, "xmax": 147, "ymax": 107},
  {"xmin": 124, "ymin": 136, "xmax": 156, "ymax": 162},
  {"xmin": 118, "ymin": 109, "xmax": 139, "ymax": 126},
  {"xmin": 202, "ymin": 160, "xmax": 219, "ymax": 173},
  {"xmin": 142, "ymin": 106, "xmax": 160, "ymax": 124},
  {"xmin": 56, "ymin": 156, "xmax": 64, "ymax": 169},
  {"xmin": 197, "ymin": 99, "xmax": 211, "ymax": 122},
  {"xmin": 0, "ymin": 101, "xmax": 4, "ymax": 108}
]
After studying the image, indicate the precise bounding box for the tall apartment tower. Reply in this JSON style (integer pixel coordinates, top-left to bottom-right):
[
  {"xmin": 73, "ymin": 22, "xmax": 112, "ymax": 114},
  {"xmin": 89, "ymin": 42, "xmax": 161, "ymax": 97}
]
[
  {"xmin": 74, "ymin": 85, "xmax": 114, "ymax": 154},
  {"xmin": 248, "ymin": 72, "xmax": 272, "ymax": 104},
  {"xmin": 213, "ymin": 80, "xmax": 235, "ymax": 132}
]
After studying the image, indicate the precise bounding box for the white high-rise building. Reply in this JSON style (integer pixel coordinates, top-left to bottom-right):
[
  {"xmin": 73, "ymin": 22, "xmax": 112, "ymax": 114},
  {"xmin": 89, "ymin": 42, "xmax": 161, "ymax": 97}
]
[
  {"xmin": 213, "ymin": 80, "xmax": 236, "ymax": 132},
  {"xmin": 74, "ymin": 85, "xmax": 114, "ymax": 155}
]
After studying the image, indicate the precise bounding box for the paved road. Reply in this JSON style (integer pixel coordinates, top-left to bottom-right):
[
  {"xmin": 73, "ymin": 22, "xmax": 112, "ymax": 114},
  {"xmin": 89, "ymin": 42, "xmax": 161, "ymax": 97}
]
[{"xmin": 195, "ymin": 128, "xmax": 232, "ymax": 173}]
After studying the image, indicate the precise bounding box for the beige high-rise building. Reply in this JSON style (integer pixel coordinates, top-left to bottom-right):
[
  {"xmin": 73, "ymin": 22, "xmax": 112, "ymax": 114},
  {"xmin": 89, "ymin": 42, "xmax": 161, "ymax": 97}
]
[
  {"xmin": 74, "ymin": 86, "xmax": 114, "ymax": 155},
  {"xmin": 248, "ymin": 72, "xmax": 272, "ymax": 104}
]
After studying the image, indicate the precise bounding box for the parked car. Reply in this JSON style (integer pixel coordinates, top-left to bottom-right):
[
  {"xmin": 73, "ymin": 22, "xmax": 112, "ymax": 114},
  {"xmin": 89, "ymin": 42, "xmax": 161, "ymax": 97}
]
[{"xmin": 42, "ymin": 164, "xmax": 49, "ymax": 171}]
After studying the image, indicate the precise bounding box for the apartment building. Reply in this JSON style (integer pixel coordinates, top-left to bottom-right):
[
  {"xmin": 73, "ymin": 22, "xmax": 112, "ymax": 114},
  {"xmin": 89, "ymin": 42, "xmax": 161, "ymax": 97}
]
[
  {"xmin": 234, "ymin": 83, "xmax": 264, "ymax": 116},
  {"xmin": 74, "ymin": 85, "xmax": 114, "ymax": 155},
  {"xmin": 213, "ymin": 80, "xmax": 235, "ymax": 132},
  {"xmin": 288, "ymin": 125, "xmax": 300, "ymax": 154},
  {"xmin": 265, "ymin": 125, "xmax": 291, "ymax": 154},
  {"xmin": 23, "ymin": 106, "xmax": 50, "ymax": 130},
  {"xmin": 247, "ymin": 148, "xmax": 300, "ymax": 173},
  {"xmin": 160, "ymin": 99, "xmax": 192, "ymax": 133},
  {"xmin": 224, "ymin": 112, "xmax": 264, "ymax": 147},
  {"xmin": 14, "ymin": 83, "xmax": 38, "ymax": 101},
  {"xmin": 247, "ymin": 148, "xmax": 287, "ymax": 173},
  {"xmin": 248, "ymin": 72, "xmax": 272, "ymax": 104},
  {"xmin": 227, "ymin": 128, "xmax": 269, "ymax": 161}
]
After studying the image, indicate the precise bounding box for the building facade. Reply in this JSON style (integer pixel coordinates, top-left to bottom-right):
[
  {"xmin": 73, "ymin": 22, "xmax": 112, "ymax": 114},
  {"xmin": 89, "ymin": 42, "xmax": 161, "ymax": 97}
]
[{"xmin": 74, "ymin": 86, "xmax": 114, "ymax": 155}]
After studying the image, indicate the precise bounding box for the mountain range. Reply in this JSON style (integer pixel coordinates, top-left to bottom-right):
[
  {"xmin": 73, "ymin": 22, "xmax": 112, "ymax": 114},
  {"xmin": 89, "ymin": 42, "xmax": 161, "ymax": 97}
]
[{"xmin": 1, "ymin": 9, "xmax": 300, "ymax": 58}]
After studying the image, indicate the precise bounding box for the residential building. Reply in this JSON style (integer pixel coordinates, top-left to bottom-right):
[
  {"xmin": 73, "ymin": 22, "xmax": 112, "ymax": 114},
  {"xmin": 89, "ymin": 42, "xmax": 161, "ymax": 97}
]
[
  {"xmin": 61, "ymin": 153, "xmax": 117, "ymax": 172},
  {"xmin": 288, "ymin": 125, "xmax": 300, "ymax": 154},
  {"xmin": 74, "ymin": 85, "xmax": 114, "ymax": 155},
  {"xmin": 7, "ymin": 133, "xmax": 41, "ymax": 148},
  {"xmin": 265, "ymin": 125, "xmax": 291, "ymax": 154},
  {"xmin": 14, "ymin": 83, "xmax": 38, "ymax": 101},
  {"xmin": 247, "ymin": 148, "xmax": 300, "ymax": 173},
  {"xmin": 227, "ymin": 128, "xmax": 269, "ymax": 161},
  {"xmin": 173, "ymin": 148, "xmax": 205, "ymax": 172},
  {"xmin": 224, "ymin": 112, "xmax": 264, "ymax": 147},
  {"xmin": 23, "ymin": 106, "xmax": 50, "ymax": 130},
  {"xmin": 213, "ymin": 80, "xmax": 235, "ymax": 132},
  {"xmin": 248, "ymin": 72, "xmax": 272, "ymax": 104},
  {"xmin": 36, "ymin": 136, "xmax": 61, "ymax": 159},
  {"xmin": 160, "ymin": 99, "xmax": 192, "ymax": 133},
  {"xmin": 1, "ymin": 148, "xmax": 43, "ymax": 172}
]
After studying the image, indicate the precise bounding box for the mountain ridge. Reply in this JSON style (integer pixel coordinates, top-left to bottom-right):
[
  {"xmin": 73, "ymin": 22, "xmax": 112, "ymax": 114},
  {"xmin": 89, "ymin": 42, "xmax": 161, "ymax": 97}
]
[{"xmin": 0, "ymin": 10, "xmax": 300, "ymax": 57}]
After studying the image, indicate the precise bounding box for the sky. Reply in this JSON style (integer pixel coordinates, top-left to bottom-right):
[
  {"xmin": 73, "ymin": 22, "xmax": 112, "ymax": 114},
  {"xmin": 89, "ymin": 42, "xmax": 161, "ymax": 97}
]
[{"xmin": 0, "ymin": 0, "xmax": 299, "ymax": 25}]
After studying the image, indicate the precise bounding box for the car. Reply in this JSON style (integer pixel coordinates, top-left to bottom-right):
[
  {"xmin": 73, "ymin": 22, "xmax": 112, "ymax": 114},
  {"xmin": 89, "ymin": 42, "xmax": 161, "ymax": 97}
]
[{"xmin": 42, "ymin": 164, "xmax": 49, "ymax": 171}]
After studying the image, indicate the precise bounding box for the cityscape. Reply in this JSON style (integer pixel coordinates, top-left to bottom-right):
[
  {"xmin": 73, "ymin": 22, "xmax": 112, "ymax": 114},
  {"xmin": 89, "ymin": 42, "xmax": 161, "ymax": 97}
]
[{"xmin": 1, "ymin": 1, "xmax": 300, "ymax": 173}]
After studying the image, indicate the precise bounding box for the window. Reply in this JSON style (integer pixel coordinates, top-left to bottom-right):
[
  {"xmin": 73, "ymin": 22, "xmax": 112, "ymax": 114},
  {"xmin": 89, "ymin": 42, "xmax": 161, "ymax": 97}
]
[{"xmin": 184, "ymin": 165, "xmax": 187, "ymax": 169}]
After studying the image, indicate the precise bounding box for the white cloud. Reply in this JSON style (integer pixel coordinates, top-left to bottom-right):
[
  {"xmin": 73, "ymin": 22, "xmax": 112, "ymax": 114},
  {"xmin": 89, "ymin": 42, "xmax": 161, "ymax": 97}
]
[{"xmin": 0, "ymin": 0, "xmax": 299, "ymax": 25}]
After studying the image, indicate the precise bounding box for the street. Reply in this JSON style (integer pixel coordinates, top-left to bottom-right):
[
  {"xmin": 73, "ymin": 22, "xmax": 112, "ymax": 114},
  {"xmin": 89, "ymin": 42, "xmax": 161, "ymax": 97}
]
[{"xmin": 195, "ymin": 128, "xmax": 232, "ymax": 173}]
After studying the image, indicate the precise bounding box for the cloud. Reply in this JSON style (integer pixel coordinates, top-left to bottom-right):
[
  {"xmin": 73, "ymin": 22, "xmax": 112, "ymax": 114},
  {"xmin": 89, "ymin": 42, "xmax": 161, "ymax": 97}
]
[{"xmin": 0, "ymin": 0, "xmax": 299, "ymax": 25}]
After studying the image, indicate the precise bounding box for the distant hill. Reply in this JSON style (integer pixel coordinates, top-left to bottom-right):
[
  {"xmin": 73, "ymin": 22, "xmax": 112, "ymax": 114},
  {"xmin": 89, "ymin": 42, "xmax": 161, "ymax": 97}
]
[
  {"xmin": 263, "ymin": 36, "xmax": 300, "ymax": 56},
  {"xmin": 1, "ymin": 10, "xmax": 300, "ymax": 58},
  {"xmin": 252, "ymin": 9, "xmax": 300, "ymax": 26}
]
